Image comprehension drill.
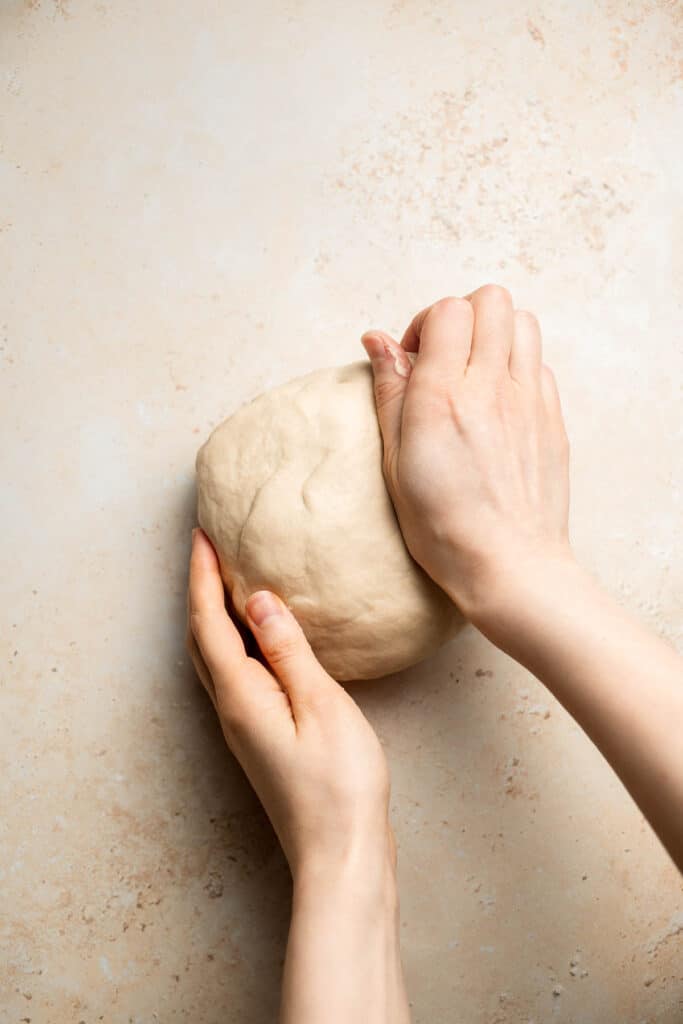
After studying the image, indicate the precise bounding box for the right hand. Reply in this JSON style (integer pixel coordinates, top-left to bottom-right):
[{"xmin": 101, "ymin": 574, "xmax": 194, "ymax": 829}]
[{"xmin": 361, "ymin": 285, "xmax": 573, "ymax": 623}]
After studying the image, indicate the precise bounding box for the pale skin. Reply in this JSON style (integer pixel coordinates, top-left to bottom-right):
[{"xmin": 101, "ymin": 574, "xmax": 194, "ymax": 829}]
[{"xmin": 187, "ymin": 284, "xmax": 683, "ymax": 1023}]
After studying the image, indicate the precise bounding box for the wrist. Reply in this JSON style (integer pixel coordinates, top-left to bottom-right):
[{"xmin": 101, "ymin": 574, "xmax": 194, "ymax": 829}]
[
  {"xmin": 283, "ymin": 827, "xmax": 409, "ymax": 1024},
  {"xmin": 292, "ymin": 827, "xmax": 399, "ymax": 913},
  {"xmin": 445, "ymin": 540, "xmax": 581, "ymax": 640}
]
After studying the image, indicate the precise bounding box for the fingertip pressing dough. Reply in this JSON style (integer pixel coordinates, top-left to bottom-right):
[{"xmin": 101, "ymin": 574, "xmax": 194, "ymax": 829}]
[{"xmin": 196, "ymin": 361, "xmax": 462, "ymax": 680}]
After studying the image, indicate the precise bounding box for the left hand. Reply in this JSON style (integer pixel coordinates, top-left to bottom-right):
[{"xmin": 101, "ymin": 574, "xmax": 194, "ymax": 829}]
[{"xmin": 186, "ymin": 528, "xmax": 395, "ymax": 880}]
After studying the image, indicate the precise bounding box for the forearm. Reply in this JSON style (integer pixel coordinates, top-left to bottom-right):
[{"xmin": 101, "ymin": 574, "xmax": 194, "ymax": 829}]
[
  {"xmin": 462, "ymin": 552, "xmax": 683, "ymax": 870},
  {"xmin": 281, "ymin": 842, "xmax": 410, "ymax": 1024}
]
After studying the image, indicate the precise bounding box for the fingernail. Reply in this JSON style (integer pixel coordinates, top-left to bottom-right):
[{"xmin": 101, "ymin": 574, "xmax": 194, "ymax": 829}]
[
  {"xmin": 392, "ymin": 350, "xmax": 412, "ymax": 378},
  {"xmin": 361, "ymin": 332, "xmax": 388, "ymax": 362},
  {"xmin": 246, "ymin": 590, "xmax": 283, "ymax": 626},
  {"xmin": 363, "ymin": 333, "xmax": 412, "ymax": 379}
]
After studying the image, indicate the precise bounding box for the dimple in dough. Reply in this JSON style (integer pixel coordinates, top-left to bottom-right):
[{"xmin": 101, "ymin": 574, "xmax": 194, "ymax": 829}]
[{"xmin": 196, "ymin": 361, "xmax": 462, "ymax": 681}]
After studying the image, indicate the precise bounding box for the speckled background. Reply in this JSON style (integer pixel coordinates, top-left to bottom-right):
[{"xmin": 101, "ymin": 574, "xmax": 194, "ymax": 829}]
[{"xmin": 1, "ymin": 1, "xmax": 682, "ymax": 1021}]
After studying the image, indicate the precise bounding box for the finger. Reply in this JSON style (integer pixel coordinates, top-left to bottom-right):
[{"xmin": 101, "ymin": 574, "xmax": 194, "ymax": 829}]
[
  {"xmin": 401, "ymin": 304, "xmax": 429, "ymax": 352},
  {"xmin": 245, "ymin": 590, "xmax": 337, "ymax": 713},
  {"xmin": 465, "ymin": 284, "xmax": 514, "ymax": 375},
  {"xmin": 399, "ymin": 297, "xmax": 473, "ymax": 380},
  {"xmin": 544, "ymin": 364, "xmax": 561, "ymax": 411},
  {"xmin": 540, "ymin": 364, "xmax": 571, "ymax": 472},
  {"xmin": 186, "ymin": 583, "xmax": 216, "ymax": 705},
  {"xmin": 361, "ymin": 330, "xmax": 411, "ymax": 481},
  {"xmin": 509, "ymin": 309, "xmax": 542, "ymax": 385},
  {"xmin": 189, "ymin": 531, "xmax": 297, "ymax": 743},
  {"xmin": 186, "ymin": 576, "xmax": 222, "ymax": 712},
  {"xmin": 189, "ymin": 529, "xmax": 249, "ymax": 685},
  {"xmin": 185, "ymin": 619, "xmax": 218, "ymax": 710},
  {"xmin": 540, "ymin": 363, "xmax": 562, "ymax": 416}
]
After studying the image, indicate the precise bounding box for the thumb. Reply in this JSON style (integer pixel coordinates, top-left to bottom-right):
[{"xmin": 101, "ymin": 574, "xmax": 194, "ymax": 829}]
[
  {"xmin": 361, "ymin": 330, "xmax": 412, "ymax": 479},
  {"xmin": 245, "ymin": 590, "xmax": 336, "ymax": 711}
]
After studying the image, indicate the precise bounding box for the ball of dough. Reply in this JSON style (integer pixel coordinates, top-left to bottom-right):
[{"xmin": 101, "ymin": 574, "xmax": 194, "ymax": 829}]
[{"xmin": 196, "ymin": 361, "xmax": 461, "ymax": 680}]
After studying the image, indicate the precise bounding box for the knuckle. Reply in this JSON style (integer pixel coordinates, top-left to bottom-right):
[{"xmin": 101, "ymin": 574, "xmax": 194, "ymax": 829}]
[
  {"xmin": 189, "ymin": 609, "xmax": 215, "ymax": 645},
  {"xmin": 430, "ymin": 295, "xmax": 459, "ymax": 314},
  {"xmin": 427, "ymin": 295, "xmax": 472, "ymax": 323},
  {"xmin": 262, "ymin": 631, "xmax": 301, "ymax": 668},
  {"xmin": 541, "ymin": 364, "xmax": 556, "ymax": 388},
  {"xmin": 478, "ymin": 282, "xmax": 512, "ymax": 306},
  {"xmin": 515, "ymin": 308, "xmax": 540, "ymax": 331},
  {"xmin": 296, "ymin": 685, "xmax": 334, "ymax": 719},
  {"xmin": 217, "ymin": 702, "xmax": 250, "ymax": 740},
  {"xmin": 221, "ymin": 701, "xmax": 248, "ymax": 733},
  {"xmin": 373, "ymin": 376, "xmax": 404, "ymax": 408},
  {"xmin": 491, "ymin": 383, "xmax": 511, "ymax": 415}
]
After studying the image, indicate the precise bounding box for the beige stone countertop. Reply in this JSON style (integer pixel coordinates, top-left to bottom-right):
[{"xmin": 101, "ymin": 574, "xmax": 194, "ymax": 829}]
[{"xmin": 2, "ymin": 1, "xmax": 682, "ymax": 1021}]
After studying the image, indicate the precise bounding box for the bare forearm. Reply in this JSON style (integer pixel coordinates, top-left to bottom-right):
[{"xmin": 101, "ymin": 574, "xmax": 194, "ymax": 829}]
[
  {"xmin": 281, "ymin": 847, "xmax": 410, "ymax": 1024},
  {"xmin": 462, "ymin": 552, "xmax": 683, "ymax": 870}
]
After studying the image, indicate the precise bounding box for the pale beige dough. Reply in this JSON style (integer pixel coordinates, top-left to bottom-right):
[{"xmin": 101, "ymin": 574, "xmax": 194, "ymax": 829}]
[{"xmin": 196, "ymin": 361, "xmax": 462, "ymax": 680}]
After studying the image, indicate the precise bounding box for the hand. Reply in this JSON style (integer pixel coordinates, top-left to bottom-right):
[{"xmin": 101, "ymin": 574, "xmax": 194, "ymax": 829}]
[
  {"xmin": 186, "ymin": 528, "xmax": 394, "ymax": 880},
  {"xmin": 187, "ymin": 529, "xmax": 409, "ymax": 1022},
  {"xmin": 364, "ymin": 287, "xmax": 683, "ymax": 875},
  {"xmin": 361, "ymin": 284, "xmax": 573, "ymax": 625}
]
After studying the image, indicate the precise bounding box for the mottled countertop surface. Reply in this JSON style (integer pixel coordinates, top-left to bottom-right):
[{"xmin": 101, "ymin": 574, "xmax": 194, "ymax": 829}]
[{"xmin": 2, "ymin": 1, "xmax": 682, "ymax": 1021}]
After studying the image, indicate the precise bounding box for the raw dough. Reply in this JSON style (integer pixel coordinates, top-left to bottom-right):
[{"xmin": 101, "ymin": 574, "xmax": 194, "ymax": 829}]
[{"xmin": 196, "ymin": 361, "xmax": 461, "ymax": 680}]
